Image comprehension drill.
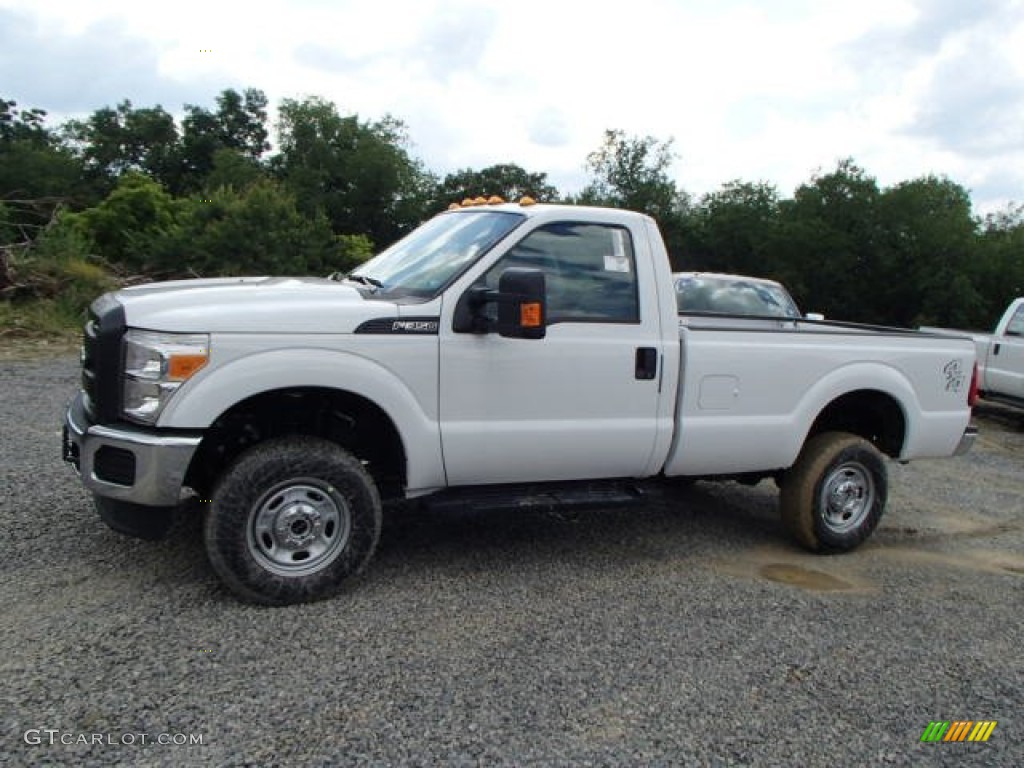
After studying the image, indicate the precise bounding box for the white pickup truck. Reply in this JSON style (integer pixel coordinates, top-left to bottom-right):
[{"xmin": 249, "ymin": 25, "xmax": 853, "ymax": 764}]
[
  {"xmin": 925, "ymin": 299, "xmax": 1024, "ymax": 410},
  {"xmin": 62, "ymin": 200, "xmax": 978, "ymax": 604}
]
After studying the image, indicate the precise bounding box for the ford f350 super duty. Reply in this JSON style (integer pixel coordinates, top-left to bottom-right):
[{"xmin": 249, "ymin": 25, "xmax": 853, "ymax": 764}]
[{"xmin": 63, "ymin": 200, "xmax": 979, "ymax": 604}]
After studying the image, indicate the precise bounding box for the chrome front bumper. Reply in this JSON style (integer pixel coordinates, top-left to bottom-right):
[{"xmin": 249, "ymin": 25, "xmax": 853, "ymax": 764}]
[{"xmin": 62, "ymin": 392, "xmax": 202, "ymax": 507}]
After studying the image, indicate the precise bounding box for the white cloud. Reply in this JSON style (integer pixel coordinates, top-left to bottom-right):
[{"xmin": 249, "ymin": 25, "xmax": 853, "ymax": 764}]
[
  {"xmin": 1, "ymin": 0, "xmax": 1021, "ymax": 211},
  {"xmin": 528, "ymin": 107, "xmax": 571, "ymax": 148}
]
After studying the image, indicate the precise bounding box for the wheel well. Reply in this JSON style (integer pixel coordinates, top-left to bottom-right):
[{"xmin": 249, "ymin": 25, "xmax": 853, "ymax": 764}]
[
  {"xmin": 185, "ymin": 387, "xmax": 406, "ymax": 500},
  {"xmin": 806, "ymin": 390, "xmax": 905, "ymax": 458}
]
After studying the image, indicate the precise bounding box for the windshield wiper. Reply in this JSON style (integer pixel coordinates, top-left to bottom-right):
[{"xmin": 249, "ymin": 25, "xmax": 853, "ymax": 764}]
[{"xmin": 344, "ymin": 273, "xmax": 384, "ymax": 289}]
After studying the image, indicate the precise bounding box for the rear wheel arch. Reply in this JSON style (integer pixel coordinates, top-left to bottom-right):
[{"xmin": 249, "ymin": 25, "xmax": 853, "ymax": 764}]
[{"xmin": 804, "ymin": 389, "xmax": 906, "ymax": 458}]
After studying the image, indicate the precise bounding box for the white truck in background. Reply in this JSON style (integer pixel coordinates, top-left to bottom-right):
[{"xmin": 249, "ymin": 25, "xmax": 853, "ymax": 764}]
[
  {"xmin": 63, "ymin": 200, "xmax": 979, "ymax": 605},
  {"xmin": 925, "ymin": 299, "xmax": 1024, "ymax": 410},
  {"xmin": 969, "ymin": 298, "xmax": 1024, "ymax": 409}
]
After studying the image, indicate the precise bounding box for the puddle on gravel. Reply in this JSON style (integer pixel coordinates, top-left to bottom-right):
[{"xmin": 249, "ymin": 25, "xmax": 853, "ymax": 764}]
[
  {"xmin": 890, "ymin": 510, "xmax": 1014, "ymax": 537},
  {"xmin": 705, "ymin": 545, "xmax": 875, "ymax": 594},
  {"xmin": 874, "ymin": 547, "xmax": 1024, "ymax": 577},
  {"xmin": 758, "ymin": 563, "xmax": 856, "ymax": 591}
]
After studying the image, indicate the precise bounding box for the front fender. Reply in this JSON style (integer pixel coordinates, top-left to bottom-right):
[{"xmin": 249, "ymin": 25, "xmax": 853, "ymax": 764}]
[{"xmin": 157, "ymin": 346, "xmax": 445, "ymax": 493}]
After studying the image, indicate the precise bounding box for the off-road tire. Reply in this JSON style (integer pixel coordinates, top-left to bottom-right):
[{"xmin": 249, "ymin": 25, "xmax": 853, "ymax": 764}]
[{"xmin": 204, "ymin": 436, "xmax": 382, "ymax": 605}]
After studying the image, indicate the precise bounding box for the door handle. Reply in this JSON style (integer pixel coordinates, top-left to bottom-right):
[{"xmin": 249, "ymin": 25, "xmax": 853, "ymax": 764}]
[{"xmin": 635, "ymin": 347, "xmax": 657, "ymax": 380}]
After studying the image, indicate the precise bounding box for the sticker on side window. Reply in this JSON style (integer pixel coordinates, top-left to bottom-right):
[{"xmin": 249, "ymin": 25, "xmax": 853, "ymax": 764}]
[{"xmin": 603, "ymin": 229, "xmax": 630, "ymax": 273}]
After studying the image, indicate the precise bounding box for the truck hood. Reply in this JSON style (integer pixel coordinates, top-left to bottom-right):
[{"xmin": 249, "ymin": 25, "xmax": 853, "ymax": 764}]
[{"xmin": 115, "ymin": 276, "xmax": 400, "ymax": 333}]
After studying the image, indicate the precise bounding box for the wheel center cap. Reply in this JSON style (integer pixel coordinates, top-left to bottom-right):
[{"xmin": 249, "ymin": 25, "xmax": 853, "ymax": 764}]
[
  {"xmin": 831, "ymin": 480, "xmax": 861, "ymax": 512},
  {"xmin": 275, "ymin": 504, "xmax": 322, "ymax": 547}
]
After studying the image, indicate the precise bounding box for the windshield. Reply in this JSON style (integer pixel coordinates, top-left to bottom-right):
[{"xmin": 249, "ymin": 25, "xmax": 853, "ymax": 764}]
[
  {"xmin": 349, "ymin": 210, "xmax": 525, "ymax": 299},
  {"xmin": 675, "ymin": 275, "xmax": 801, "ymax": 318}
]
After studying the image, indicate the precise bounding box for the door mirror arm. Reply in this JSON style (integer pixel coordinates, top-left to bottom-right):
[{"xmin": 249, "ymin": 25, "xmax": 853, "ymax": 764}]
[{"xmin": 453, "ymin": 286, "xmax": 498, "ymax": 334}]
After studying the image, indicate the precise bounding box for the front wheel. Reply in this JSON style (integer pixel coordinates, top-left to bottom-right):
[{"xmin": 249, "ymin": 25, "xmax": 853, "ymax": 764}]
[
  {"xmin": 204, "ymin": 436, "xmax": 382, "ymax": 605},
  {"xmin": 780, "ymin": 432, "xmax": 888, "ymax": 553}
]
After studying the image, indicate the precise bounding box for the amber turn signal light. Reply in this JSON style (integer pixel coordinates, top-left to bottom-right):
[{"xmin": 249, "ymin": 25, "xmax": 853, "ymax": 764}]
[
  {"xmin": 520, "ymin": 302, "xmax": 542, "ymax": 328},
  {"xmin": 168, "ymin": 353, "xmax": 208, "ymax": 381}
]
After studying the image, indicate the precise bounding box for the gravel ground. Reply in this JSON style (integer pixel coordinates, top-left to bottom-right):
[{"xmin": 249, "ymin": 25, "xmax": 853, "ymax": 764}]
[{"xmin": 1, "ymin": 354, "xmax": 1021, "ymax": 767}]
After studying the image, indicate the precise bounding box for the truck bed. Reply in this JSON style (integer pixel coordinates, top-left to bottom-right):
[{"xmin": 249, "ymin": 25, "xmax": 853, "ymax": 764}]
[{"xmin": 665, "ymin": 317, "xmax": 975, "ymax": 477}]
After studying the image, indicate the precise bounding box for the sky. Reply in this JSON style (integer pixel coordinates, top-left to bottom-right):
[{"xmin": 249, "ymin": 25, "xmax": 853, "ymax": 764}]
[{"xmin": 1, "ymin": 0, "xmax": 1022, "ymax": 213}]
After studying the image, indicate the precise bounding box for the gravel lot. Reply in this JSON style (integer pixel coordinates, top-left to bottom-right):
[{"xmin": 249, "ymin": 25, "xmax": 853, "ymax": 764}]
[{"xmin": 2, "ymin": 353, "xmax": 1021, "ymax": 767}]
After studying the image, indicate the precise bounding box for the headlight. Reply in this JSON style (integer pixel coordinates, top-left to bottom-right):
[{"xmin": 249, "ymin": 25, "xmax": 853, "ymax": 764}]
[{"xmin": 123, "ymin": 330, "xmax": 209, "ymax": 424}]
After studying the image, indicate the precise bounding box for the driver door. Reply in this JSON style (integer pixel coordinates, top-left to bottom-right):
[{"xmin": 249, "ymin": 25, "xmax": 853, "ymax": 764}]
[{"xmin": 438, "ymin": 220, "xmax": 665, "ymax": 486}]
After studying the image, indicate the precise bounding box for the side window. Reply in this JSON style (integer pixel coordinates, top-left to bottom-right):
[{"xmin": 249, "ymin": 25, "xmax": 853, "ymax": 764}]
[
  {"xmin": 1006, "ymin": 305, "xmax": 1024, "ymax": 337},
  {"xmin": 481, "ymin": 222, "xmax": 639, "ymax": 324}
]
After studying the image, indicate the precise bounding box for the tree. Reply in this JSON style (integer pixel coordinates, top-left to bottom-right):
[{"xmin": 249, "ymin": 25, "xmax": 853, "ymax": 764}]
[
  {"xmin": 690, "ymin": 181, "xmax": 781, "ymax": 276},
  {"xmin": 214, "ymin": 88, "xmax": 270, "ymax": 160},
  {"xmin": 68, "ymin": 172, "xmax": 183, "ymax": 271},
  {"xmin": 1, "ymin": 98, "xmax": 48, "ymax": 143},
  {"xmin": 877, "ymin": 176, "xmax": 980, "ymax": 327},
  {"xmin": 967, "ymin": 204, "xmax": 1024, "ymax": 328},
  {"xmin": 434, "ymin": 163, "xmax": 558, "ymax": 208},
  {"xmin": 778, "ymin": 159, "xmax": 882, "ymax": 321},
  {"xmin": 153, "ymin": 181, "xmax": 364, "ymax": 277},
  {"xmin": 577, "ymin": 129, "xmax": 687, "ymax": 221},
  {"xmin": 177, "ymin": 88, "xmax": 270, "ymax": 192},
  {"xmin": 67, "ymin": 173, "xmax": 366, "ymax": 278},
  {"xmin": 203, "ymin": 148, "xmax": 265, "ymax": 193},
  {"xmin": 1, "ymin": 98, "xmax": 87, "ymax": 239},
  {"xmin": 272, "ymin": 97, "xmax": 434, "ymax": 247},
  {"xmin": 62, "ymin": 100, "xmax": 180, "ymax": 191}
]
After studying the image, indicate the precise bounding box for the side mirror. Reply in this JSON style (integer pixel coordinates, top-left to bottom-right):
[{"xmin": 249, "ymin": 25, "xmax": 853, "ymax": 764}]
[
  {"xmin": 496, "ymin": 268, "xmax": 546, "ymax": 339},
  {"xmin": 805, "ymin": 312, "xmax": 825, "ymax": 322},
  {"xmin": 452, "ymin": 268, "xmax": 547, "ymax": 338}
]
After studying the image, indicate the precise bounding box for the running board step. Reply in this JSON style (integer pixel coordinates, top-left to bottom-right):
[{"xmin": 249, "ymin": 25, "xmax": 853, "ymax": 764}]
[{"xmin": 422, "ymin": 481, "xmax": 648, "ymax": 515}]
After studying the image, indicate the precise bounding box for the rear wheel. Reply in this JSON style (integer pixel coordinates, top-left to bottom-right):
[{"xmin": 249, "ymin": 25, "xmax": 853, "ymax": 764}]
[
  {"xmin": 204, "ymin": 436, "xmax": 382, "ymax": 605},
  {"xmin": 780, "ymin": 432, "xmax": 887, "ymax": 552}
]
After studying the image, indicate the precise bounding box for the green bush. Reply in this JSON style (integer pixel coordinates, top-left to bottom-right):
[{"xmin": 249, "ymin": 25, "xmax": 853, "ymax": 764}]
[
  {"xmin": 149, "ymin": 180, "xmax": 370, "ymax": 277},
  {"xmin": 1, "ymin": 213, "xmax": 117, "ymax": 336}
]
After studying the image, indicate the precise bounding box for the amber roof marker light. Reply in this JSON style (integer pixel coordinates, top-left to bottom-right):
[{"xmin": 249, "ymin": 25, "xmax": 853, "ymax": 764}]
[{"xmin": 448, "ymin": 195, "xmax": 539, "ymax": 210}]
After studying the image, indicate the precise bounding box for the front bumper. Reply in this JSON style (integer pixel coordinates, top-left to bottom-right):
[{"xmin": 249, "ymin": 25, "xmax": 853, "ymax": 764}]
[
  {"xmin": 953, "ymin": 424, "xmax": 978, "ymax": 457},
  {"xmin": 62, "ymin": 391, "xmax": 203, "ymax": 507}
]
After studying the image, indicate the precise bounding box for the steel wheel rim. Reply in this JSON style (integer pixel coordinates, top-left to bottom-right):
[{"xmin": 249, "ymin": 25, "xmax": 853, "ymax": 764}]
[
  {"xmin": 248, "ymin": 480, "xmax": 351, "ymax": 576},
  {"xmin": 819, "ymin": 461, "xmax": 875, "ymax": 534}
]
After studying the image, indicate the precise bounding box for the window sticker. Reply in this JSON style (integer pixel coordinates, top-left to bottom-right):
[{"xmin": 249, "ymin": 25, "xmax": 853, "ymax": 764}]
[{"xmin": 603, "ymin": 229, "xmax": 631, "ymax": 273}]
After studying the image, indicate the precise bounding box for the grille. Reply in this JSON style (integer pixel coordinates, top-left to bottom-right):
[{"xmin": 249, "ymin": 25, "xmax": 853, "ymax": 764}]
[
  {"xmin": 80, "ymin": 295, "xmax": 126, "ymax": 424},
  {"xmin": 81, "ymin": 311, "xmax": 99, "ymax": 418}
]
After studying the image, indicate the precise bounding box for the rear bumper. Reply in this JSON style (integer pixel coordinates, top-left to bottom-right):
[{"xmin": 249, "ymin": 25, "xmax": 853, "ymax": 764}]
[
  {"xmin": 62, "ymin": 392, "xmax": 202, "ymax": 507},
  {"xmin": 953, "ymin": 424, "xmax": 978, "ymax": 457}
]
